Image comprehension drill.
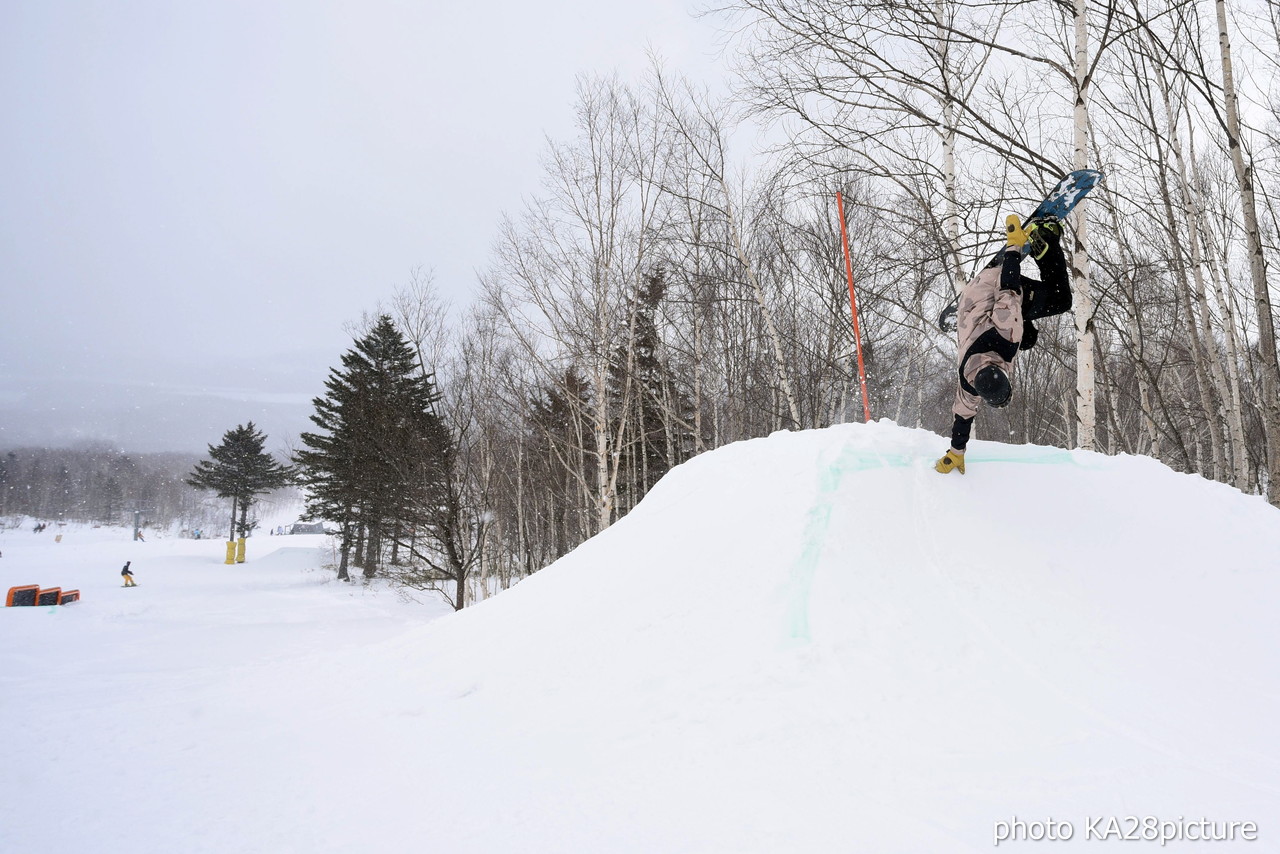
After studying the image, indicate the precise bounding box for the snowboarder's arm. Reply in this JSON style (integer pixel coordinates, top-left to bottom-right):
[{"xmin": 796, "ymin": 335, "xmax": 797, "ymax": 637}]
[
  {"xmin": 998, "ymin": 249, "xmax": 1024, "ymax": 293},
  {"xmin": 1020, "ymin": 320, "xmax": 1038, "ymax": 351}
]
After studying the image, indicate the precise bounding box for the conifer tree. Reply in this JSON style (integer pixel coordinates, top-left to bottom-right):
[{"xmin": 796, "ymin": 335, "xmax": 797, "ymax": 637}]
[
  {"xmin": 607, "ymin": 271, "xmax": 697, "ymax": 514},
  {"xmin": 297, "ymin": 315, "xmax": 450, "ymax": 580},
  {"xmin": 187, "ymin": 422, "xmax": 292, "ymax": 543}
]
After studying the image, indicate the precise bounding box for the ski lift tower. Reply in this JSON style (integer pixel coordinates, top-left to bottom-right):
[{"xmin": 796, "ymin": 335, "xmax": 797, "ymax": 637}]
[{"xmin": 131, "ymin": 508, "xmax": 153, "ymax": 541}]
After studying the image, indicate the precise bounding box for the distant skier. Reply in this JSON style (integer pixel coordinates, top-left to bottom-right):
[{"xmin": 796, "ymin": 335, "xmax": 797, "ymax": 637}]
[
  {"xmin": 121, "ymin": 561, "xmax": 137, "ymax": 587},
  {"xmin": 936, "ymin": 215, "xmax": 1070, "ymax": 474}
]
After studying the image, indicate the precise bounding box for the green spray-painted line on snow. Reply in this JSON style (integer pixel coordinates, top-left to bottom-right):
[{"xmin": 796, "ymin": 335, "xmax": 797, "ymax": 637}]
[
  {"xmin": 788, "ymin": 489, "xmax": 835, "ymax": 642},
  {"xmin": 967, "ymin": 450, "xmax": 1078, "ymax": 466},
  {"xmin": 786, "ymin": 444, "xmax": 1091, "ymax": 641},
  {"xmin": 787, "ymin": 446, "xmax": 915, "ymax": 641}
]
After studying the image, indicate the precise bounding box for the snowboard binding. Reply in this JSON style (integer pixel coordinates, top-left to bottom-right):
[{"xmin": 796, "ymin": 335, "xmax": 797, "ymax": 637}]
[{"xmin": 1024, "ymin": 217, "xmax": 1063, "ymax": 261}]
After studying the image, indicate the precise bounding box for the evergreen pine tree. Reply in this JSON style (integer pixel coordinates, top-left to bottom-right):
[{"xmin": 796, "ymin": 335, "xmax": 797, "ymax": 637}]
[
  {"xmin": 297, "ymin": 315, "xmax": 450, "ymax": 581},
  {"xmin": 607, "ymin": 271, "xmax": 697, "ymax": 514},
  {"xmin": 187, "ymin": 422, "xmax": 292, "ymax": 544},
  {"xmin": 528, "ymin": 368, "xmax": 594, "ymax": 555}
]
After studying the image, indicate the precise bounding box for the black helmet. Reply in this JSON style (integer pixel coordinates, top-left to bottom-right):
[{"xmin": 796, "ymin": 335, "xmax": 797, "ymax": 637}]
[{"xmin": 974, "ymin": 365, "xmax": 1011, "ymax": 408}]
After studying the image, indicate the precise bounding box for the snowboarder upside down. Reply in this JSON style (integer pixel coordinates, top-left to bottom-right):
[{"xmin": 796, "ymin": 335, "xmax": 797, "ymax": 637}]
[{"xmin": 936, "ymin": 215, "xmax": 1070, "ymax": 474}]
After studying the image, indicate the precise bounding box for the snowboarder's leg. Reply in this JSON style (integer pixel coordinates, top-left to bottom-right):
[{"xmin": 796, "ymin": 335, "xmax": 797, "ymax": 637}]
[
  {"xmin": 951, "ymin": 413, "xmax": 973, "ymax": 450},
  {"xmin": 1023, "ymin": 221, "xmax": 1071, "ymax": 320},
  {"xmin": 936, "ymin": 414, "xmax": 972, "ymax": 474}
]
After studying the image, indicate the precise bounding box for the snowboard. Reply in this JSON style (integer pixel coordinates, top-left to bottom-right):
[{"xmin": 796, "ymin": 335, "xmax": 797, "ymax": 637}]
[{"xmin": 937, "ymin": 169, "xmax": 1104, "ymax": 333}]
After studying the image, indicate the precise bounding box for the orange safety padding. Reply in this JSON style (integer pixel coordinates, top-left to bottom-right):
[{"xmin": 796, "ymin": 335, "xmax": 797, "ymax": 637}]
[
  {"xmin": 6, "ymin": 585, "xmax": 39, "ymax": 607},
  {"xmin": 59, "ymin": 590, "xmax": 81, "ymax": 604},
  {"xmin": 35, "ymin": 587, "xmax": 62, "ymax": 606}
]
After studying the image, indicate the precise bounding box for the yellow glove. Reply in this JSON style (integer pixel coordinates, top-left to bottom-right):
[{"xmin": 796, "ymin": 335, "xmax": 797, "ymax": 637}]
[
  {"xmin": 935, "ymin": 448, "xmax": 965, "ymax": 474},
  {"xmin": 1005, "ymin": 214, "xmax": 1028, "ymax": 250}
]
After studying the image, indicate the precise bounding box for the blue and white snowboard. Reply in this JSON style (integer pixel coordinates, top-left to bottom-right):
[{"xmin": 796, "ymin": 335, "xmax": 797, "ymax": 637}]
[
  {"xmin": 1023, "ymin": 169, "xmax": 1103, "ymax": 222},
  {"xmin": 938, "ymin": 170, "xmax": 1104, "ymax": 333}
]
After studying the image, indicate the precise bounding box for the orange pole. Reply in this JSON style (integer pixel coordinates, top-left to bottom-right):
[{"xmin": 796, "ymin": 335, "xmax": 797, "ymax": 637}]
[{"xmin": 836, "ymin": 191, "xmax": 872, "ymax": 423}]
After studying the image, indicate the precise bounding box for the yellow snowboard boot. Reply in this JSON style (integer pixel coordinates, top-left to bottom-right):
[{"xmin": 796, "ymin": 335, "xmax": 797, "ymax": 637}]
[
  {"xmin": 1005, "ymin": 214, "xmax": 1028, "ymax": 251},
  {"xmin": 935, "ymin": 448, "xmax": 965, "ymax": 474}
]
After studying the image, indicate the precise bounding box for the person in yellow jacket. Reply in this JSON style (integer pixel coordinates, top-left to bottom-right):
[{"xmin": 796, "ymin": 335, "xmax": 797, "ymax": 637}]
[{"xmin": 937, "ymin": 215, "xmax": 1069, "ymax": 474}]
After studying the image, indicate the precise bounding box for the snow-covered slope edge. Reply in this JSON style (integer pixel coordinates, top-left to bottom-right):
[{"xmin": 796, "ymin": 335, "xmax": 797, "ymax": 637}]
[{"xmin": 3, "ymin": 421, "xmax": 1277, "ymax": 853}]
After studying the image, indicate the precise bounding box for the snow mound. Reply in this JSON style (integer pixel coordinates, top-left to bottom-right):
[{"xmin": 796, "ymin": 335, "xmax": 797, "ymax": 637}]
[{"xmin": 2, "ymin": 421, "xmax": 1277, "ymax": 853}]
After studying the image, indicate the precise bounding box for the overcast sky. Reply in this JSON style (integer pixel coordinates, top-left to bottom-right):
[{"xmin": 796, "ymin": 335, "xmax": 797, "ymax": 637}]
[{"xmin": 0, "ymin": 0, "xmax": 729, "ymax": 454}]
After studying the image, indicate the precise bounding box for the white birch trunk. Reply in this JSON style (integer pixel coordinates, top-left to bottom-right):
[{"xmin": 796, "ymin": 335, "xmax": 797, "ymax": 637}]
[
  {"xmin": 1139, "ymin": 375, "xmax": 1161, "ymax": 458},
  {"xmin": 1155, "ymin": 161, "xmax": 1227, "ymax": 481},
  {"xmin": 1093, "ymin": 155, "xmax": 1163, "ymax": 462},
  {"xmin": 1165, "ymin": 128, "xmax": 1234, "ymax": 482},
  {"xmin": 1215, "ymin": 0, "xmax": 1280, "ymax": 501},
  {"xmin": 1195, "ymin": 201, "xmax": 1252, "ymax": 488},
  {"xmin": 941, "ymin": 105, "xmax": 965, "ymax": 295},
  {"xmin": 1072, "ymin": 0, "xmax": 1097, "ymax": 451},
  {"xmin": 692, "ymin": 276, "xmax": 707, "ymax": 454},
  {"xmin": 722, "ymin": 177, "xmax": 801, "ymax": 428},
  {"xmin": 593, "ymin": 345, "xmax": 613, "ymax": 534}
]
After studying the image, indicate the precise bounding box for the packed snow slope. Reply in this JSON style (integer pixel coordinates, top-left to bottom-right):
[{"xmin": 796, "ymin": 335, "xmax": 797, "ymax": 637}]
[{"xmin": 2, "ymin": 422, "xmax": 1278, "ymax": 853}]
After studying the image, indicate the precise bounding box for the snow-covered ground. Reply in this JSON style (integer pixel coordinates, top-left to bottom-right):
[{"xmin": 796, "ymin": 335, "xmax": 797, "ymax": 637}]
[{"xmin": 2, "ymin": 421, "xmax": 1277, "ymax": 852}]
